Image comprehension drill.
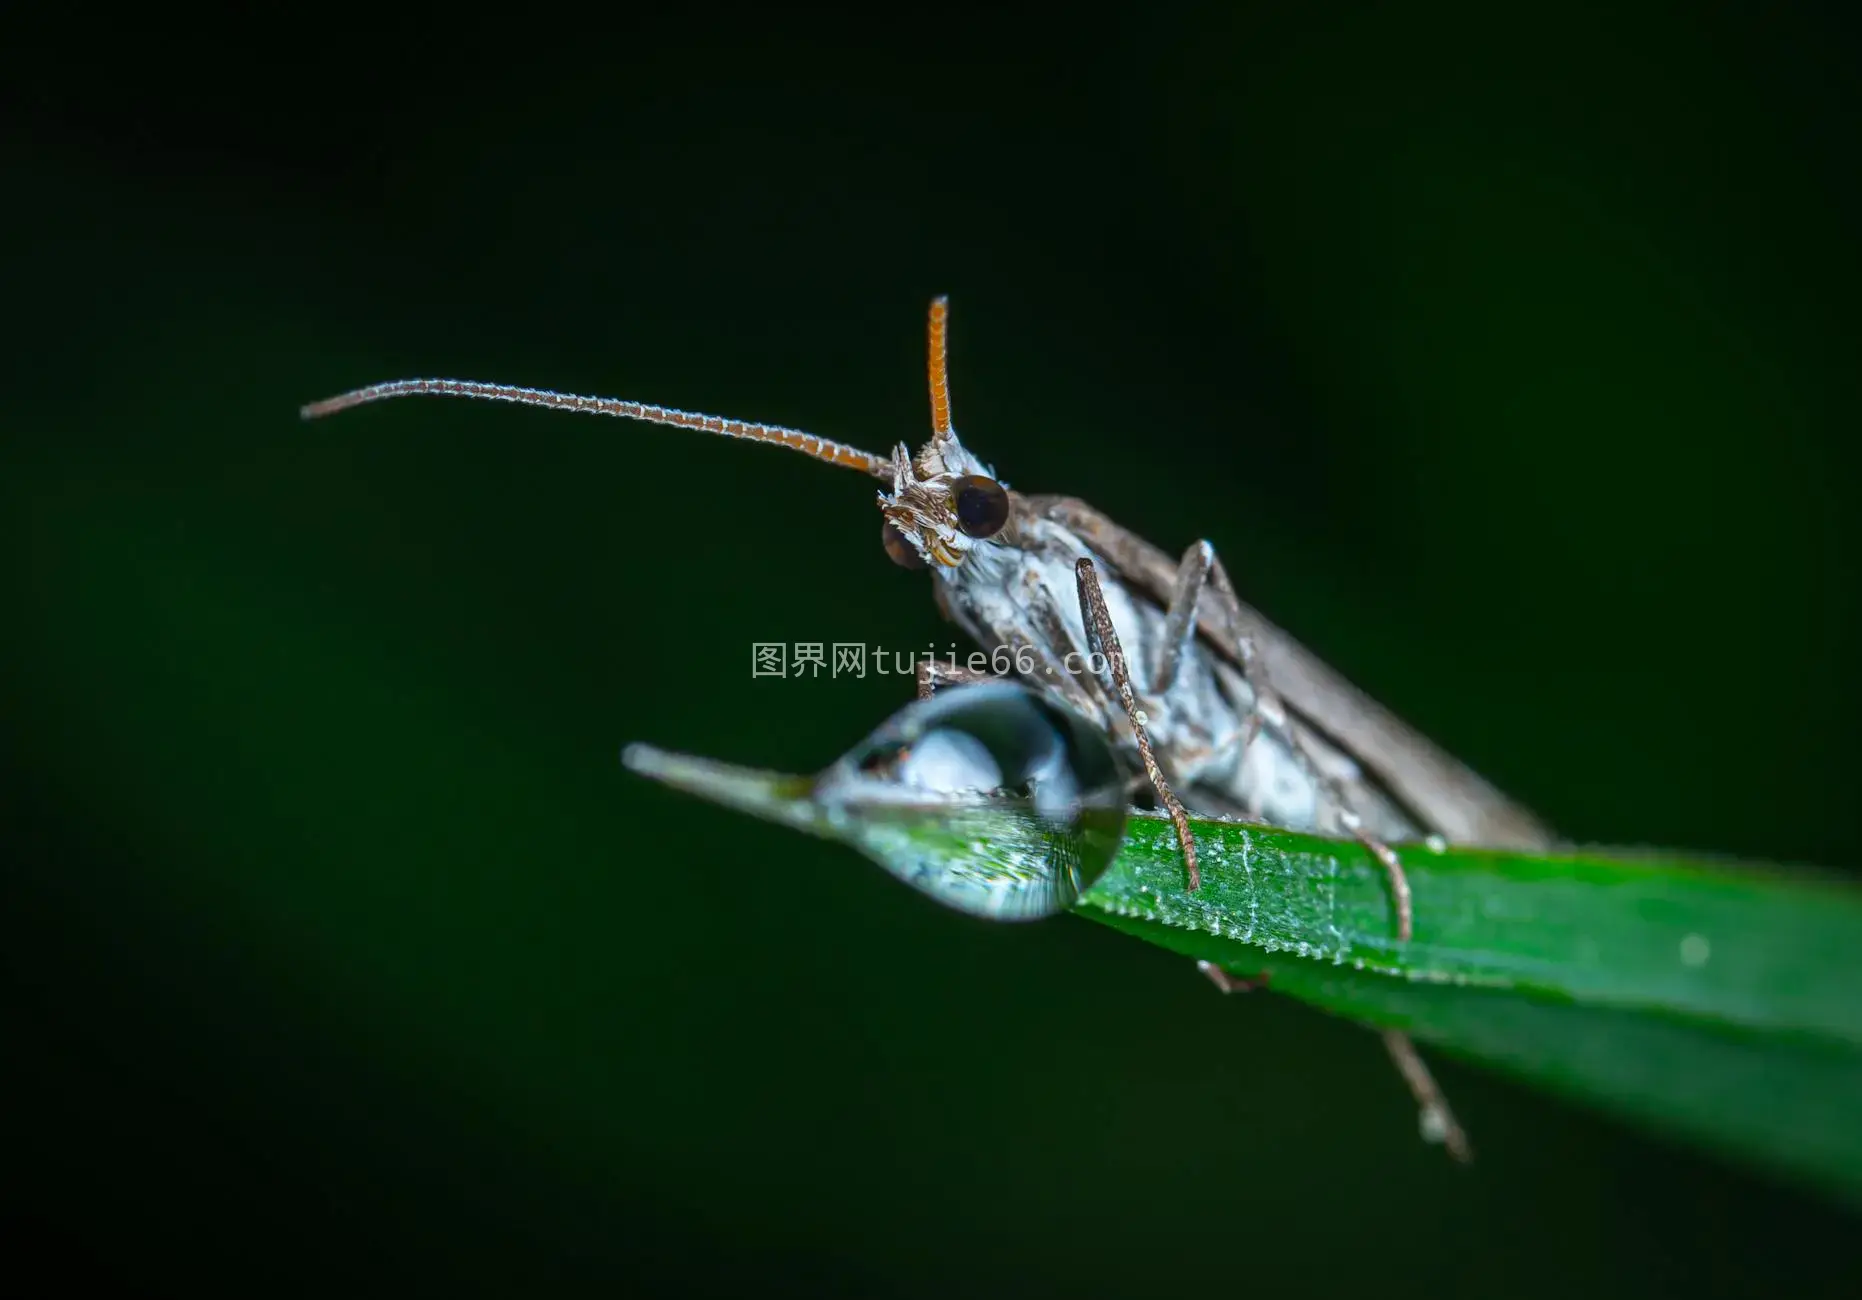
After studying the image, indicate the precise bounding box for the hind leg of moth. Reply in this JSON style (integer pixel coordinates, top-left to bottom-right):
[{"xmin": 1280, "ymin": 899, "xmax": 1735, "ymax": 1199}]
[
  {"xmin": 1073, "ymin": 557, "xmax": 1200, "ymax": 891},
  {"xmin": 1381, "ymin": 1029, "xmax": 1473, "ymax": 1164}
]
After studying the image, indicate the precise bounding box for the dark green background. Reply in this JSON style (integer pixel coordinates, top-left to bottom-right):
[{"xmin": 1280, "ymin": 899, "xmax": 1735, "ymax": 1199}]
[{"xmin": 7, "ymin": 5, "xmax": 1859, "ymax": 1295}]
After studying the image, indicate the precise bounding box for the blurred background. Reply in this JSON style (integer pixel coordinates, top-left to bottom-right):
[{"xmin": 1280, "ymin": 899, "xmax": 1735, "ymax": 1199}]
[{"xmin": 6, "ymin": 3, "xmax": 1859, "ymax": 1295}]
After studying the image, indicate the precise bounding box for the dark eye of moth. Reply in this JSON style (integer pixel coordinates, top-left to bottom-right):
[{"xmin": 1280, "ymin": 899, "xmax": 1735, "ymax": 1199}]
[
  {"xmin": 882, "ymin": 520, "xmax": 928, "ymax": 570},
  {"xmin": 952, "ymin": 475, "xmax": 1010, "ymax": 538}
]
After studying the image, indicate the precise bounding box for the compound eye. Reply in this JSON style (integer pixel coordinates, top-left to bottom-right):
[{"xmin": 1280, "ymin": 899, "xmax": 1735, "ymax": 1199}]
[
  {"xmin": 952, "ymin": 475, "xmax": 1009, "ymax": 539},
  {"xmin": 882, "ymin": 520, "xmax": 928, "ymax": 570}
]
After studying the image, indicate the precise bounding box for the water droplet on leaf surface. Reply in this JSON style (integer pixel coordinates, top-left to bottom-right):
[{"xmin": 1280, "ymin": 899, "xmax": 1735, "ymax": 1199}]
[{"xmin": 812, "ymin": 682, "xmax": 1130, "ymax": 920}]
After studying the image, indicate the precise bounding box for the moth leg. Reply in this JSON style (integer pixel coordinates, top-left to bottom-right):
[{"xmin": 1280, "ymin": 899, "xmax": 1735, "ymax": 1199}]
[
  {"xmin": 1152, "ymin": 540, "xmax": 1213, "ymax": 695},
  {"xmin": 1027, "ymin": 494, "xmax": 1556, "ymax": 853},
  {"xmin": 915, "ymin": 577, "xmax": 1107, "ymax": 729},
  {"xmin": 1339, "ymin": 809, "xmax": 1414, "ymax": 945},
  {"xmin": 1073, "ymin": 557, "xmax": 1201, "ymax": 891},
  {"xmin": 1033, "ymin": 498, "xmax": 1417, "ymax": 939},
  {"xmin": 1021, "ymin": 574, "xmax": 1115, "ymax": 729},
  {"xmin": 1200, "ymin": 962, "xmax": 1469, "ymax": 1164},
  {"xmin": 1157, "ymin": 539, "xmax": 1269, "ymax": 757},
  {"xmin": 915, "ymin": 659, "xmax": 997, "ymax": 701},
  {"xmin": 1382, "ymin": 1029, "xmax": 1473, "ymax": 1164},
  {"xmin": 1196, "ymin": 960, "xmax": 1267, "ymax": 994},
  {"xmin": 1207, "ymin": 544, "xmax": 1416, "ymax": 944}
]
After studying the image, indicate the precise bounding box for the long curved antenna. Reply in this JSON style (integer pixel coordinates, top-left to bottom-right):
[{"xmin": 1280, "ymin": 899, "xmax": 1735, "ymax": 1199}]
[
  {"xmin": 926, "ymin": 296, "xmax": 954, "ymax": 436},
  {"xmin": 298, "ymin": 378, "xmax": 893, "ymax": 481}
]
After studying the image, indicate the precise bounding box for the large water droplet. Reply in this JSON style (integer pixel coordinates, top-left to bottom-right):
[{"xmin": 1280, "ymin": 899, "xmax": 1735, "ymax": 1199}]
[{"xmin": 811, "ymin": 682, "xmax": 1130, "ymax": 920}]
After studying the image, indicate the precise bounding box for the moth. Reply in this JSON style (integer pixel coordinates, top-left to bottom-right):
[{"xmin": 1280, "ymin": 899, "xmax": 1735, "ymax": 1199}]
[{"xmin": 302, "ymin": 297, "xmax": 1556, "ymax": 1159}]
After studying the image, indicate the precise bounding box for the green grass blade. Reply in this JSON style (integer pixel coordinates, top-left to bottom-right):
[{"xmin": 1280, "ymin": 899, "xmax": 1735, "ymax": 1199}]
[
  {"xmin": 1087, "ymin": 818, "xmax": 1862, "ymax": 1046},
  {"xmin": 623, "ymin": 744, "xmax": 1862, "ymax": 1209}
]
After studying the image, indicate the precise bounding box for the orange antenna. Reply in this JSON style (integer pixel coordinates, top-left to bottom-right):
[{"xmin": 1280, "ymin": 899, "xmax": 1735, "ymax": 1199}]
[
  {"xmin": 926, "ymin": 296, "xmax": 953, "ymax": 436},
  {"xmin": 298, "ymin": 378, "xmax": 893, "ymax": 481}
]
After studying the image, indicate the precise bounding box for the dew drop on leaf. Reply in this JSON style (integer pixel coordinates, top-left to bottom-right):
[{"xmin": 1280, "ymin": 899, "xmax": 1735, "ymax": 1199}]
[{"xmin": 811, "ymin": 682, "xmax": 1130, "ymax": 920}]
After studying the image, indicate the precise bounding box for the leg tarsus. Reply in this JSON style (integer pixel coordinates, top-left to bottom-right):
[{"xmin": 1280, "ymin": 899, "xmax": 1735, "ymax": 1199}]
[
  {"xmin": 1341, "ymin": 810, "xmax": 1414, "ymax": 944},
  {"xmin": 1197, "ymin": 960, "xmax": 1267, "ymax": 994},
  {"xmin": 1381, "ymin": 1030, "xmax": 1473, "ymax": 1164}
]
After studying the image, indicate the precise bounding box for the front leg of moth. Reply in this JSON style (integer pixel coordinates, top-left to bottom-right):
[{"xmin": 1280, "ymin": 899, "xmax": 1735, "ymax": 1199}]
[
  {"xmin": 1074, "ymin": 557, "xmax": 1201, "ymax": 891},
  {"xmin": 915, "ymin": 659, "xmax": 997, "ymax": 701}
]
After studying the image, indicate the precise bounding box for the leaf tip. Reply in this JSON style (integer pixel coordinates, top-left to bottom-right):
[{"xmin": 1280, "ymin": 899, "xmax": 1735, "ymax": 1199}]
[{"xmin": 618, "ymin": 741, "xmax": 671, "ymax": 777}]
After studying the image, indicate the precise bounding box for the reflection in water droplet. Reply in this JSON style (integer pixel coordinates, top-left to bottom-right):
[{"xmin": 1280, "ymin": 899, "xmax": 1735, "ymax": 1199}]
[
  {"xmin": 813, "ymin": 682, "xmax": 1131, "ymax": 921},
  {"xmin": 884, "ymin": 727, "xmax": 1004, "ymax": 794}
]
